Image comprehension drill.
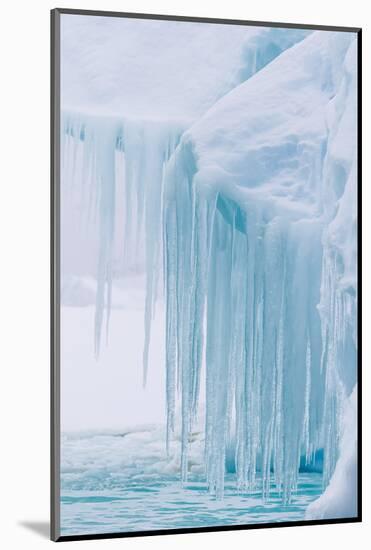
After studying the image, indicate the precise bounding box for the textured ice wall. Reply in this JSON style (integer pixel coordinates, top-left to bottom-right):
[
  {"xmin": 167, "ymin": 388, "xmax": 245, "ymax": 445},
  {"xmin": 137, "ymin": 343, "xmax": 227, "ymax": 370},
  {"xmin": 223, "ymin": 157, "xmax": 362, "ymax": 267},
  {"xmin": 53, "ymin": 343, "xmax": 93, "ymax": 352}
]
[
  {"xmin": 305, "ymin": 37, "xmax": 358, "ymax": 519},
  {"xmin": 162, "ymin": 30, "xmax": 357, "ymax": 503},
  {"xmin": 305, "ymin": 386, "xmax": 357, "ymax": 519},
  {"xmin": 233, "ymin": 27, "xmax": 310, "ymax": 84}
]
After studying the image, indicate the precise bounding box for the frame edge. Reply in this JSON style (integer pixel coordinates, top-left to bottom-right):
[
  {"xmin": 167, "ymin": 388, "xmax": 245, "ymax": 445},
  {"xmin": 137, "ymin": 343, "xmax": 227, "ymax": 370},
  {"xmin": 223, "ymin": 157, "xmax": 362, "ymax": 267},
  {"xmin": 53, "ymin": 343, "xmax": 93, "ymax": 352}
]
[
  {"xmin": 54, "ymin": 7, "xmax": 361, "ymax": 33},
  {"xmin": 50, "ymin": 9, "xmax": 362, "ymax": 541},
  {"xmin": 356, "ymin": 27, "xmax": 362, "ymax": 524},
  {"xmin": 51, "ymin": 7, "xmax": 61, "ymax": 543}
]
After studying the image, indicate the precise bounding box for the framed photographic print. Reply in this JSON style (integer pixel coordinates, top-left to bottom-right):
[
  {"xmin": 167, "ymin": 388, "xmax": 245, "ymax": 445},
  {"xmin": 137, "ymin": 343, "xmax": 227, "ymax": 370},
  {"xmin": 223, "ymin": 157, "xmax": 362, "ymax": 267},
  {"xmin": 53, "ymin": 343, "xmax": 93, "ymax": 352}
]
[{"xmin": 51, "ymin": 8, "xmax": 361, "ymax": 542}]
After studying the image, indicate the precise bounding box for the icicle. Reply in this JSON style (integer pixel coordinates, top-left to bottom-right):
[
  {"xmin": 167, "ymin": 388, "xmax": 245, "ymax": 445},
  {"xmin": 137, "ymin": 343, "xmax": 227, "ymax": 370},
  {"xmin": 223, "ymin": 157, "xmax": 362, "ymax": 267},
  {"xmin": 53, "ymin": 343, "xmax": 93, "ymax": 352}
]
[
  {"xmin": 140, "ymin": 122, "xmax": 183, "ymax": 386},
  {"xmin": 61, "ymin": 111, "xmax": 185, "ymax": 372},
  {"xmin": 164, "ymin": 201, "xmax": 177, "ymax": 452},
  {"xmin": 163, "ymin": 138, "xmax": 327, "ymax": 502},
  {"xmin": 93, "ymin": 118, "xmax": 120, "ymax": 357},
  {"xmin": 260, "ymin": 217, "xmax": 285, "ymax": 500},
  {"xmin": 318, "ymin": 244, "xmax": 355, "ymax": 488},
  {"xmin": 303, "ymin": 339, "xmax": 312, "ymax": 464}
]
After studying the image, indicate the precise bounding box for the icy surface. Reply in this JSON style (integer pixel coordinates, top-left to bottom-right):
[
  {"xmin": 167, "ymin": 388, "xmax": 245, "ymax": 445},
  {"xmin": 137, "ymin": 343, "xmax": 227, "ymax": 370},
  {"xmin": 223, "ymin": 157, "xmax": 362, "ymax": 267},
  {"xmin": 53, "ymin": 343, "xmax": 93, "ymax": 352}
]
[
  {"xmin": 162, "ymin": 30, "xmax": 358, "ymax": 502},
  {"xmin": 60, "ymin": 15, "xmax": 358, "ymax": 520},
  {"xmin": 305, "ymin": 386, "xmax": 357, "ymax": 519},
  {"xmin": 60, "ymin": 428, "xmax": 322, "ymax": 535},
  {"xmin": 233, "ymin": 27, "xmax": 310, "ymax": 85}
]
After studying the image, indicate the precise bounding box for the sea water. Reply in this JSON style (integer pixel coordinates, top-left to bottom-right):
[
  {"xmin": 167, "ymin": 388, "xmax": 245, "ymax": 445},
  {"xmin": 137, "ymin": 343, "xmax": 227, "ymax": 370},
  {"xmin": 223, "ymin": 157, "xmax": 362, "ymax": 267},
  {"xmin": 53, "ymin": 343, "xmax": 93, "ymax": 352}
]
[{"xmin": 60, "ymin": 432, "xmax": 323, "ymax": 536}]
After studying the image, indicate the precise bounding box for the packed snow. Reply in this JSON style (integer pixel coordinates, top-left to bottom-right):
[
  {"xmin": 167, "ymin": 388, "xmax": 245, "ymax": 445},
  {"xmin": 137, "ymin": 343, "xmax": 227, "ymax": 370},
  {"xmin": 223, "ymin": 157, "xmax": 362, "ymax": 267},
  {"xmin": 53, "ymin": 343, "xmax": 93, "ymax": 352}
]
[{"xmin": 305, "ymin": 386, "xmax": 357, "ymax": 519}]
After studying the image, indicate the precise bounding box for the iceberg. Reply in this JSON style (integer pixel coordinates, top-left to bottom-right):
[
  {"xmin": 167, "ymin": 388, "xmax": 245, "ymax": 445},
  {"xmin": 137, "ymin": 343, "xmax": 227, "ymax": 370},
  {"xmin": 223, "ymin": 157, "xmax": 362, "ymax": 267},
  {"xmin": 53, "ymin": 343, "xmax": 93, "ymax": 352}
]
[
  {"xmin": 162, "ymin": 30, "xmax": 358, "ymax": 504},
  {"xmin": 60, "ymin": 20, "xmax": 358, "ymax": 515}
]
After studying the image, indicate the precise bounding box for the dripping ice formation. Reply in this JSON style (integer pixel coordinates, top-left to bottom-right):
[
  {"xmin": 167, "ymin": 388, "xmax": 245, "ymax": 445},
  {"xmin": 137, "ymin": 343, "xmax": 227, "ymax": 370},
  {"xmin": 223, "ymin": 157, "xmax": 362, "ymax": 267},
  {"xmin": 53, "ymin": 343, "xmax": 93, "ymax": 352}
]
[
  {"xmin": 163, "ymin": 30, "xmax": 357, "ymax": 508},
  {"xmin": 61, "ymin": 23, "xmax": 358, "ymax": 517},
  {"xmin": 62, "ymin": 112, "xmax": 184, "ymax": 372},
  {"xmin": 61, "ymin": 23, "xmax": 309, "ymax": 374}
]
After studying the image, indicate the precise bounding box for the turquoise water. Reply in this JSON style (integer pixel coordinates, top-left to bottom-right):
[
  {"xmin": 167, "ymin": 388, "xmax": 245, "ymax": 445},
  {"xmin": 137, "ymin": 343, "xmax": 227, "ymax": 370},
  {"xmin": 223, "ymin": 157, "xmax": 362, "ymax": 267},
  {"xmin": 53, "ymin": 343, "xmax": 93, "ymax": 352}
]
[{"xmin": 61, "ymin": 466, "xmax": 322, "ymax": 535}]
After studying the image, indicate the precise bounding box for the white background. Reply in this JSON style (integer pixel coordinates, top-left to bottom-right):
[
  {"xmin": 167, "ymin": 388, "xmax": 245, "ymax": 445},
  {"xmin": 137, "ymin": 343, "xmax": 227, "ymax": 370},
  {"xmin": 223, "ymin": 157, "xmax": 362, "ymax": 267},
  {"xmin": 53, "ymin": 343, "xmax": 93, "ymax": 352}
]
[{"xmin": 0, "ymin": 0, "xmax": 368, "ymax": 548}]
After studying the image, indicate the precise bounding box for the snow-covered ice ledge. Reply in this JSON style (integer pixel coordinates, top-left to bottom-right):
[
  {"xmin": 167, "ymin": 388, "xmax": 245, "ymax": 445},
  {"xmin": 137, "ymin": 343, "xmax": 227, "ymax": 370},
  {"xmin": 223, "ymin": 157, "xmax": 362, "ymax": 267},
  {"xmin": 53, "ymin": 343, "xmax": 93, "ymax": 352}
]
[{"xmin": 163, "ymin": 30, "xmax": 358, "ymax": 508}]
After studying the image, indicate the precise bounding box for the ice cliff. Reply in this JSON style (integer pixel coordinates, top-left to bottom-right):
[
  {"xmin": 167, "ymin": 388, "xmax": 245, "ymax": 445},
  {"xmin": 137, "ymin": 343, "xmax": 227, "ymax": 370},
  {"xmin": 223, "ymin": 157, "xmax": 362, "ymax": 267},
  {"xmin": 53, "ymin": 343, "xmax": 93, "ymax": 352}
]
[{"xmin": 162, "ymin": 30, "xmax": 358, "ymax": 507}]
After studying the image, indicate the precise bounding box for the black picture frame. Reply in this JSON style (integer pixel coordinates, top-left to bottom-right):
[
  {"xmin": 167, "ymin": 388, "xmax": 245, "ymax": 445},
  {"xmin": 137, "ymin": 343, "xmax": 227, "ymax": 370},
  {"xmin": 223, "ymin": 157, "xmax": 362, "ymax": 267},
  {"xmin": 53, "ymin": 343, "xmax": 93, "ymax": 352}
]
[{"xmin": 51, "ymin": 8, "xmax": 362, "ymax": 542}]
